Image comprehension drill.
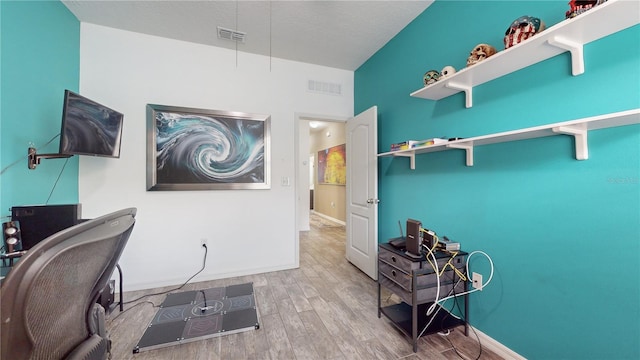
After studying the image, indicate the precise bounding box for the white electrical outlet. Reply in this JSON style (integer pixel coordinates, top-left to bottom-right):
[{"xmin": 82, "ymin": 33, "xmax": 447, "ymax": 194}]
[
  {"xmin": 200, "ymin": 238, "xmax": 208, "ymax": 247},
  {"xmin": 472, "ymin": 272, "xmax": 483, "ymax": 291}
]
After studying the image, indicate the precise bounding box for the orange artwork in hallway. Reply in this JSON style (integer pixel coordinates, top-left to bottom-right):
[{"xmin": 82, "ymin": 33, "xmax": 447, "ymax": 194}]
[{"xmin": 317, "ymin": 144, "xmax": 346, "ymax": 185}]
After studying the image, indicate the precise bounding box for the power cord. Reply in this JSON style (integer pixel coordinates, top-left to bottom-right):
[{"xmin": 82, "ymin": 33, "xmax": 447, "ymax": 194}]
[
  {"xmin": 435, "ymin": 303, "xmax": 483, "ymax": 360},
  {"xmin": 0, "ymin": 133, "xmax": 60, "ymax": 176},
  {"xmin": 432, "ymin": 250, "xmax": 494, "ymax": 308},
  {"xmin": 417, "ymin": 244, "xmax": 495, "ymax": 342},
  {"xmin": 434, "ymin": 271, "xmax": 483, "ymax": 360},
  {"xmin": 122, "ymin": 244, "xmax": 208, "ymax": 305},
  {"xmin": 439, "ymin": 251, "xmax": 467, "ymax": 281},
  {"xmin": 421, "ymin": 239, "xmax": 441, "ymax": 317},
  {"xmin": 45, "ymin": 157, "xmax": 70, "ymax": 204},
  {"xmin": 107, "ymin": 300, "xmax": 158, "ymax": 324},
  {"xmin": 419, "ymin": 270, "xmax": 464, "ymax": 339},
  {"xmin": 431, "ymin": 251, "xmax": 492, "ymax": 360},
  {"xmin": 417, "ymin": 239, "xmax": 447, "ymax": 339},
  {"xmin": 452, "ymin": 292, "xmax": 484, "ymax": 360},
  {"xmin": 425, "ymin": 247, "xmax": 495, "ymax": 315}
]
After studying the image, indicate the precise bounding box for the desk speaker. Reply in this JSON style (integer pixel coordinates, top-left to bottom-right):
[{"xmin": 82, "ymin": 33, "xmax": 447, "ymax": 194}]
[
  {"xmin": 11, "ymin": 204, "xmax": 81, "ymax": 250},
  {"xmin": 2, "ymin": 221, "xmax": 23, "ymax": 253}
]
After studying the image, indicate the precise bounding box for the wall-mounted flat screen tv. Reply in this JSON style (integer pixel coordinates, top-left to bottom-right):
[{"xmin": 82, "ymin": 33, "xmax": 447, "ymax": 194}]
[{"xmin": 59, "ymin": 90, "xmax": 124, "ymax": 158}]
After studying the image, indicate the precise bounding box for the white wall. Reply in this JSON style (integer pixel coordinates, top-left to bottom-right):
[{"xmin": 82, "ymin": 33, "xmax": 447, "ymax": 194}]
[
  {"xmin": 296, "ymin": 119, "xmax": 311, "ymax": 232},
  {"xmin": 78, "ymin": 23, "xmax": 353, "ymax": 291}
]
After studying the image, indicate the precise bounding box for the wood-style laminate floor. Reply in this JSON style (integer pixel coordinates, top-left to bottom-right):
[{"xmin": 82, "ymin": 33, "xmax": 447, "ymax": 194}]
[{"xmin": 106, "ymin": 214, "xmax": 504, "ymax": 360}]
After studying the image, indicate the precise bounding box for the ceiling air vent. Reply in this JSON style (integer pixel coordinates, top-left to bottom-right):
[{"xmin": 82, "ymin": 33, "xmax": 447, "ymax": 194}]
[
  {"xmin": 217, "ymin": 26, "xmax": 246, "ymax": 43},
  {"xmin": 307, "ymin": 80, "xmax": 342, "ymax": 96}
]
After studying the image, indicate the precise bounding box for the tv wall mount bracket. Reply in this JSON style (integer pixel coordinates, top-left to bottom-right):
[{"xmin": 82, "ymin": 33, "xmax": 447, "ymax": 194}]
[{"xmin": 28, "ymin": 147, "xmax": 72, "ymax": 170}]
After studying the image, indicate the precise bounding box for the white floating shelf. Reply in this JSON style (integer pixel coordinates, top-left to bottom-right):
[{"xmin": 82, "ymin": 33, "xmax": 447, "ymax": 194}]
[
  {"xmin": 378, "ymin": 109, "xmax": 640, "ymax": 169},
  {"xmin": 410, "ymin": 0, "xmax": 640, "ymax": 108}
]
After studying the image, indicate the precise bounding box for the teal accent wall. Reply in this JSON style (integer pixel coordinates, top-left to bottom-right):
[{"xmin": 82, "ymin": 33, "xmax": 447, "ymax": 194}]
[
  {"xmin": 0, "ymin": 1, "xmax": 80, "ymax": 218},
  {"xmin": 356, "ymin": 1, "xmax": 639, "ymax": 359}
]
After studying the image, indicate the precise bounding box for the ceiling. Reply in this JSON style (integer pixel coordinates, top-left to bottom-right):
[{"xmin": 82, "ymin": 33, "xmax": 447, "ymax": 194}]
[{"xmin": 62, "ymin": 0, "xmax": 433, "ymax": 71}]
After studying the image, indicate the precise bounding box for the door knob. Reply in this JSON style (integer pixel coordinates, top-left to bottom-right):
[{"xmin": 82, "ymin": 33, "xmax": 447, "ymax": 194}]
[{"xmin": 366, "ymin": 198, "xmax": 380, "ymax": 204}]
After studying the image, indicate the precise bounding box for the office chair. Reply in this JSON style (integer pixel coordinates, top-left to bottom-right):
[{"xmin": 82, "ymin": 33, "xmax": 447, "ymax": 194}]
[{"xmin": 0, "ymin": 207, "xmax": 137, "ymax": 360}]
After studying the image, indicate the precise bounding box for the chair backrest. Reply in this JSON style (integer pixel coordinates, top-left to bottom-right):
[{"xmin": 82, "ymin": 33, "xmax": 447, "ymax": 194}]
[{"xmin": 1, "ymin": 207, "xmax": 137, "ymax": 360}]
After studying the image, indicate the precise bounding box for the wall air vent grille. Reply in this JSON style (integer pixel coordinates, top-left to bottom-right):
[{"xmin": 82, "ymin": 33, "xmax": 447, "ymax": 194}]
[
  {"xmin": 307, "ymin": 80, "xmax": 342, "ymax": 96},
  {"xmin": 217, "ymin": 26, "xmax": 246, "ymax": 43}
]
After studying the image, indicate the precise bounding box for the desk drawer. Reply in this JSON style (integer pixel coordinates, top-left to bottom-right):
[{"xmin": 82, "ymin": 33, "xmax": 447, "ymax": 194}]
[
  {"xmin": 379, "ymin": 246, "xmax": 466, "ymax": 274},
  {"xmin": 416, "ymin": 267, "xmax": 466, "ymax": 289},
  {"xmin": 379, "ymin": 260, "xmax": 411, "ymax": 291},
  {"xmin": 380, "ymin": 260, "xmax": 466, "ymax": 292},
  {"xmin": 379, "ymin": 275, "xmax": 466, "ymax": 306},
  {"xmin": 378, "ymin": 247, "xmax": 421, "ymax": 273}
]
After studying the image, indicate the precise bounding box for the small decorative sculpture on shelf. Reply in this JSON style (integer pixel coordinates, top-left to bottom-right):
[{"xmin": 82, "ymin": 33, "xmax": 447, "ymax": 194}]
[
  {"xmin": 503, "ymin": 15, "xmax": 546, "ymax": 49},
  {"xmin": 423, "ymin": 70, "xmax": 441, "ymax": 86},
  {"xmin": 440, "ymin": 66, "xmax": 456, "ymax": 79},
  {"xmin": 466, "ymin": 44, "xmax": 497, "ymax": 67},
  {"xmin": 565, "ymin": 0, "xmax": 607, "ymax": 19}
]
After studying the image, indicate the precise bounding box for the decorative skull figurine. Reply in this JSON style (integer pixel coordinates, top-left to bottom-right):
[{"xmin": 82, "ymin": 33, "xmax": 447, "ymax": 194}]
[
  {"xmin": 504, "ymin": 16, "xmax": 546, "ymax": 49},
  {"xmin": 423, "ymin": 70, "xmax": 441, "ymax": 86},
  {"xmin": 566, "ymin": 0, "xmax": 607, "ymax": 19},
  {"xmin": 440, "ymin": 66, "xmax": 456, "ymax": 79},
  {"xmin": 466, "ymin": 44, "xmax": 497, "ymax": 67}
]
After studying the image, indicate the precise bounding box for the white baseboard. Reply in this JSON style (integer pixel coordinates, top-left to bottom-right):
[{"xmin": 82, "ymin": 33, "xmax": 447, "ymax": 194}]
[
  {"xmin": 117, "ymin": 262, "xmax": 299, "ymax": 293},
  {"xmin": 311, "ymin": 210, "xmax": 345, "ymax": 226},
  {"xmin": 471, "ymin": 326, "xmax": 526, "ymax": 360}
]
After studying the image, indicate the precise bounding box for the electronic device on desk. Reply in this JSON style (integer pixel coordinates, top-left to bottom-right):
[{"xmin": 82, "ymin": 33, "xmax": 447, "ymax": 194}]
[
  {"xmin": 405, "ymin": 219, "xmax": 423, "ymax": 258},
  {"xmin": 422, "ymin": 229, "xmax": 436, "ymax": 249},
  {"xmin": 436, "ymin": 236, "xmax": 460, "ymax": 252},
  {"xmin": 11, "ymin": 204, "xmax": 82, "ymax": 250},
  {"xmin": 389, "ymin": 237, "xmax": 406, "ymax": 249},
  {"xmin": 1, "ymin": 221, "xmax": 27, "ymax": 270},
  {"xmin": 2, "ymin": 221, "xmax": 23, "ymax": 253},
  {"xmin": 389, "ymin": 220, "xmax": 407, "ymax": 249}
]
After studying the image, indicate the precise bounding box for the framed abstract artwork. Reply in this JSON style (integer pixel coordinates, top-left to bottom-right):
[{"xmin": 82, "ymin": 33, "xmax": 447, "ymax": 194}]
[
  {"xmin": 317, "ymin": 144, "xmax": 346, "ymax": 185},
  {"xmin": 146, "ymin": 104, "xmax": 271, "ymax": 191}
]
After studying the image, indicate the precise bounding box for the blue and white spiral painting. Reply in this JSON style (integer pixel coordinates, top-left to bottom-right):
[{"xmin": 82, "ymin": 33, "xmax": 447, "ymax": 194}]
[{"xmin": 155, "ymin": 111, "xmax": 265, "ymax": 185}]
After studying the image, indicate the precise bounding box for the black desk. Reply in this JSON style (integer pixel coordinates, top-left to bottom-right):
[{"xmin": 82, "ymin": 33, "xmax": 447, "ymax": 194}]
[{"xmin": 377, "ymin": 242, "xmax": 469, "ymax": 352}]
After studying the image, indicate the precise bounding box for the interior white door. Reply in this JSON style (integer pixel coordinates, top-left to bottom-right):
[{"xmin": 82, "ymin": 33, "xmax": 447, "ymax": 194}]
[{"xmin": 346, "ymin": 106, "xmax": 378, "ymax": 280}]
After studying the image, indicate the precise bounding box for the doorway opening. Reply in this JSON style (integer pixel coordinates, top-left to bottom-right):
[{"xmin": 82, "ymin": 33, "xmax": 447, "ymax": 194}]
[
  {"xmin": 294, "ymin": 113, "xmax": 348, "ymax": 234},
  {"xmin": 295, "ymin": 107, "xmax": 379, "ymax": 279}
]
